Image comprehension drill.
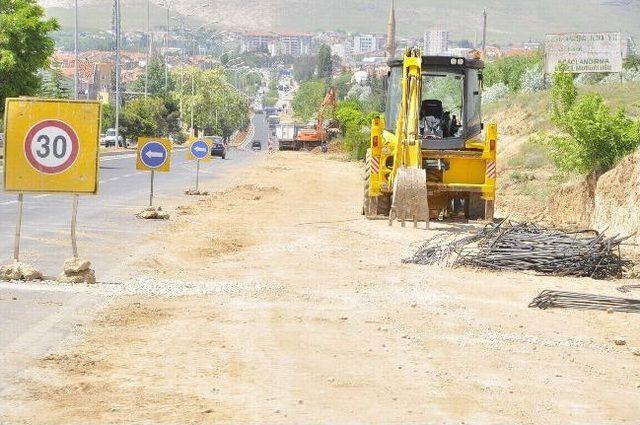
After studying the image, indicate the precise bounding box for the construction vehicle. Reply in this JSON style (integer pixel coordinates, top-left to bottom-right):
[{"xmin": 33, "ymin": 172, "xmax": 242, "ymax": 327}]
[
  {"xmin": 364, "ymin": 49, "xmax": 496, "ymax": 226},
  {"xmin": 296, "ymin": 87, "xmax": 337, "ymax": 150},
  {"xmin": 276, "ymin": 123, "xmax": 299, "ymax": 151}
]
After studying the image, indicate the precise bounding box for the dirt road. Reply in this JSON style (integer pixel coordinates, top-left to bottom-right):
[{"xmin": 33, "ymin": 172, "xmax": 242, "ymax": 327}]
[{"xmin": 2, "ymin": 152, "xmax": 639, "ymax": 424}]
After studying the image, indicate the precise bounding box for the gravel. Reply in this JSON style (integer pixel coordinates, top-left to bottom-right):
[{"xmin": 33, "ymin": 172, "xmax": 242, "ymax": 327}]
[{"xmin": 0, "ymin": 275, "xmax": 283, "ymax": 298}]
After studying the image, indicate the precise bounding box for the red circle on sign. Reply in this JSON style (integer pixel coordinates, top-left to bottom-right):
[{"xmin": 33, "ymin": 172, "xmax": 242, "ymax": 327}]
[{"xmin": 24, "ymin": 120, "xmax": 80, "ymax": 174}]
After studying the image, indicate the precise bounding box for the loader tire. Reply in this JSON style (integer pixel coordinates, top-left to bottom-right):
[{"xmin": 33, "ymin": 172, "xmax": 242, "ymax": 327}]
[
  {"xmin": 362, "ymin": 149, "xmax": 391, "ymax": 217},
  {"xmin": 466, "ymin": 193, "xmax": 494, "ymax": 221}
]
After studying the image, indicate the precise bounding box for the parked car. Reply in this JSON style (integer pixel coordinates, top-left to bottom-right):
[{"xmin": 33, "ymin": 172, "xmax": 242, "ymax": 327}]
[
  {"xmin": 101, "ymin": 128, "xmax": 126, "ymax": 147},
  {"xmin": 211, "ymin": 140, "xmax": 226, "ymax": 159},
  {"xmin": 251, "ymin": 140, "xmax": 262, "ymax": 150}
]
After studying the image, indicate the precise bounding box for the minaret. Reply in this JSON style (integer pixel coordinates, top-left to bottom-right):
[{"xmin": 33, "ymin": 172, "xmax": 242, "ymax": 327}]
[{"xmin": 385, "ymin": 0, "xmax": 396, "ymax": 59}]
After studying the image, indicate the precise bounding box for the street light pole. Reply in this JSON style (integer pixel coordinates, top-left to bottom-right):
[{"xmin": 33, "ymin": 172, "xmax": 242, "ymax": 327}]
[
  {"xmin": 165, "ymin": 2, "xmax": 170, "ymax": 91},
  {"xmin": 145, "ymin": 0, "xmax": 150, "ymax": 98},
  {"xmin": 74, "ymin": 0, "xmax": 78, "ymax": 100},
  {"xmin": 115, "ymin": 0, "xmax": 121, "ymax": 148},
  {"xmin": 191, "ymin": 71, "xmax": 195, "ymax": 135}
]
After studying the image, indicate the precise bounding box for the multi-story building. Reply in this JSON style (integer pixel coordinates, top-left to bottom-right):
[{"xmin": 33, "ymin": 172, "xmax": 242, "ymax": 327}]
[
  {"xmin": 274, "ymin": 33, "xmax": 312, "ymax": 56},
  {"xmin": 353, "ymin": 34, "xmax": 386, "ymax": 55},
  {"xmin": 423, "ymin": 29, "xmax": 449, "ymax": 55},
  {"xmin": 241, "ymin": 33, "xmax": 275, "ymax": 53}
]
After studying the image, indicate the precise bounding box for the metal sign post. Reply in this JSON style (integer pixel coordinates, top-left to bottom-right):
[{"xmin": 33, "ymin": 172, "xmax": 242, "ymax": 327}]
[
  {"xmin": 13, "ymin": 194, "xmax": 24, "ymax": 262},
  {"xmin": 195, "ymin": 160, "xmax": 200, "ymax": 192},
  {"xmin": 71, "ymin": 194, "xmax": 79, "ymax": 258},
  {"xmin": 149, "ymin": 170, "xmax": 155, "ymax": 206}
]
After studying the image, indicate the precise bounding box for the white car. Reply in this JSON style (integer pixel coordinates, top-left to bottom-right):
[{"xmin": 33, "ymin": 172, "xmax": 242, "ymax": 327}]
[{"xmin": 101, "ymin": 128, "xmax": 126, "ymax": 147}]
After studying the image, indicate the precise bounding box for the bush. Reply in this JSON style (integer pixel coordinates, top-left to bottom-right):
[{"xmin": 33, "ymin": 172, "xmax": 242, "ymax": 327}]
[
  {"xmin": 520, "ymin": 65, "xmax": 547, "ymax": 93},
  {"xmin": 483, "ymin": 52, "xmax": 543, "ymax": 92},
  {"xmin": 483, "ymin": 83, "xmax": 509, "ymax": 104},
  {"xmin": 544, "ymin": 67, "xmax": 640, "ymax": 174}
]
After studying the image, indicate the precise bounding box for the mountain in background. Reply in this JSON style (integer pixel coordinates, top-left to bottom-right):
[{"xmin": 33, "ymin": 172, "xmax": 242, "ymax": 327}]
[{"xmin": 41, "ymin": 0, "xmax": 640, "ymax": 44}]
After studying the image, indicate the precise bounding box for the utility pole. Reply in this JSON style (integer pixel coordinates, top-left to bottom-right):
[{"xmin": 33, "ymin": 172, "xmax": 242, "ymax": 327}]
[
  {"xmin": 115, "ymin": 0, "xmax": 121, "ymax": 147},
  {"xmin": 74, "ymin": 0, "xmax": 78, "ymax": 100},
  {"xmin": 482, "ymin": 9, "xmax": 487, "ymax": 60},
  {"xmin": 165, "ymin": 2, "xmax": 170, "ymax": 91},
  {"xmin": 191, "ymin": 71, "xmax": 195, "ymax": 135},
  {"xmin": 145, "ymin": 0, "xmax": 150, "ymax": 98}
]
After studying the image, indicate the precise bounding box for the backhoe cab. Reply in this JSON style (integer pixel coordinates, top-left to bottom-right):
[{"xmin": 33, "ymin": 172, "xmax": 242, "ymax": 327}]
[{"xmin": 364, "ymin": 49, "xmax": 497, "ymax": 225}]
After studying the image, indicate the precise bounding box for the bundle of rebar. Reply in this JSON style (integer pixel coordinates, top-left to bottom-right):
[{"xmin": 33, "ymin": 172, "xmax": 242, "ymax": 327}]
[
  {"xmin": 529, "ymin": 290, "xmax": 640, "ymax": 313},
  {"xmin": 404, "ymin": 221, "xmax": 632, "ymax": 279}
]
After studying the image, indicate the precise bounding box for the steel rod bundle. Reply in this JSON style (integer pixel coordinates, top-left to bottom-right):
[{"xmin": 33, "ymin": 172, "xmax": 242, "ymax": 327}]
[
  {"xmin": 404, "ymin": 221, "xmax": 632, "ymax": 279},
  {"xmin": 529, "ymin": 290, "xmax": 640, "ymax": 313}
]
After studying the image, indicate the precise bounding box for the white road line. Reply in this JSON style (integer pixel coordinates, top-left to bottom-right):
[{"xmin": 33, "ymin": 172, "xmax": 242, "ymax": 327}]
[
  {"xmin": 0, "ymin": 200, "xmax": 18, "ymax": 206},
  {"xmin": 100, "ymin": 154, "xmax": 137, "ymax": 162}
]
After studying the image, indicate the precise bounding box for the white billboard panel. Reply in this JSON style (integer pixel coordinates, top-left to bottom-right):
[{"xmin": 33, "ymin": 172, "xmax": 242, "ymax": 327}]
[{"xmin": 545, "ymin": 32, "xmax": 622, "ymax": 74}]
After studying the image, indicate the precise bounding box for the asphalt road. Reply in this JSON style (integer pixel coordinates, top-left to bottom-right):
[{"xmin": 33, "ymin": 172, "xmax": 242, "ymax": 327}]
[
  {"xmin": 0, "ymin": 113, "xmax": 268, "ymax": 390},
  {"xmin": 0, "ymin": 113, "xmax": 269, "ymax": 278}
]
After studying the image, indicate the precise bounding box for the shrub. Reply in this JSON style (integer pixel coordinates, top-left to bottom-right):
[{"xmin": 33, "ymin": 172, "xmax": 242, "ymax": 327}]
[
  {"xmin": 483, "ymin": 52, "xmax": 543, "ymax": 92},
  {"xmin": 520, "ymin": 65, "xmax": 547, "ymax": 93},
  {"xmin": 483, "ymin": 83, "xmax": 509, "ymax": 104}
]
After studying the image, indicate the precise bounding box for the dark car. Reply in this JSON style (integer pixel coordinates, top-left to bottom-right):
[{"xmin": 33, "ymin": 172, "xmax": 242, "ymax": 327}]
[
  {"xmin": 211, "ymin": 141, "xmax": 226, "ymax": 159},
  {"xmin": 251, "ymin": 140, "xmax": 262, "ymax": 150}
]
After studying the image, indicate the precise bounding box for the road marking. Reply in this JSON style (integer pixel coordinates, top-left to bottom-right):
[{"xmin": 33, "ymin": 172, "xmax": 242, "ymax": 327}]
[
  {"xmin": 100, "ymin": 154, "xmax": 137, "ymax": 162},
  {"xmin": 0, "ymin": 200, "xmax": 18, "ymax": 206}
]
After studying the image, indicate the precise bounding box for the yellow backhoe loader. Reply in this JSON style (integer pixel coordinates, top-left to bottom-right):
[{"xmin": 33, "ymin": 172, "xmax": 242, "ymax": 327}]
[{"xmin": 364, "ymin": 48, "xmax": 497, "ymax": 227}]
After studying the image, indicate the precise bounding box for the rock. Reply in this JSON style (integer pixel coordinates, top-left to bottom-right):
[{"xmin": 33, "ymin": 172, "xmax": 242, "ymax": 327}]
[
  {"xmin": 614, "ymin": 337, "xmax": 627, "ymax": 346},
  {"xmin": 185, "ymin": 189, "xmax": 209, "ymax": 196},
  {"xmin": 63, "ymin": 257, "xmax": 90, "ymax": 274},
  {"xmin": 137, "ymin": 206, "xmax": 170, "ymax": 220},
  {"xmin": 0, "ymin": 262, "xmax": 43, "ymax": 281},
  {"xmin": 631, "ymin": 348, "xmax": 640, "ymax": 357},
  {"xmin": 58, "ymin": 258, "xmax": 96, "ymax": 284}
]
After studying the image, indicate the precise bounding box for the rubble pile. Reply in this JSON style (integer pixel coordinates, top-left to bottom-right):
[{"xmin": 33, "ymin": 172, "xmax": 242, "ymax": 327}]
[
  {"xmin": 58, "ymin": 257, "xmax": 96, "ymax": 284},
  {"xmin": 137, "ymin": 206, "xmax": 170, "ymax": 220},
  {"xmin": 0, "ymin": 262, "xmax": 43, "ymax": 281}
]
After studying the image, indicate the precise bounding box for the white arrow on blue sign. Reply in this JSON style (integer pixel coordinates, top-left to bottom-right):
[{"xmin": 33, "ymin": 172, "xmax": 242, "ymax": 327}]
[
  {"xmin": 190, "ymin": 139, "xmax": 209, "ymax": 159},
  {"xmin": 140, "ymin": 141, "xmax": 168, "ymax": 168}
]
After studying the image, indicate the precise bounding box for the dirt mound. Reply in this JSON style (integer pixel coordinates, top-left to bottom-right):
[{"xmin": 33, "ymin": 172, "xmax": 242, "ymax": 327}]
[
  {"xmin": 592, "ymin": 150, "xmax": 640, "ymax": 243},
  {"xmin": 546, "ymin": 175, "xmax": 596, "ymax": 227}
]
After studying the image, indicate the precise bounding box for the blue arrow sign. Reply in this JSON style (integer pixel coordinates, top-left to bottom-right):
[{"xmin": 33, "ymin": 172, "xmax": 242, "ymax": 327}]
[
  {"xmin": 190, "ymin": 139, "xmax": 209, "ymax": 159},
  {"xmin": 140, "ymin": 141, "xmax": 168, "ymax": 169}
]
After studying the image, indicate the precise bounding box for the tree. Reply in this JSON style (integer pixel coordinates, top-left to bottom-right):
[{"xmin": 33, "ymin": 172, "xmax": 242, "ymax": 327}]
[
  {"xmin": 0, "ymin": 0, "xmax": 59, "ymax": 112},
  {"xmin": 317, "ymin": 44, "xmax": 333, "ymax": 79},
  {"xmin": 543, "ymin": 66, "xmax": 640, "ymax": 174},
  {"xmin": 293, "ymin": 55, "xmax": 317, "ymax": 82},
  {"xmin": 173, "ymin": 66, "xmax": 250, "ymax": 139},
  {"xmin": 292, "ymin": 80, "xmax": 326, "ymax": 121},
  {"xmin": 483, "ymin": 52, "xmax": 543, "ymax": 92},
  {"xmin": 39, "ymin": 64, "xmax": 72, "ymax": 99},
  {"xmin": 129, "ymin": 54, "xmax": 175, "ymax": 95},
  {"xmin": 119, "ymin": 96, "xmax": 181, "ymax": 141}
]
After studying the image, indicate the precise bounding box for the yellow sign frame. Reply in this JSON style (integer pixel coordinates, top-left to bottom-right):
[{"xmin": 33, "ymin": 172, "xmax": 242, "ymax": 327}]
[
  {"xmin": 3, "ymin": 98, "xmax": 101, "ymax": 194},
  {"xmin": 136, "ymin": 137, "xmax": 172, "ymax": 172},
  {"xmin": 186, "ymin": 137, "xmax": 212, "ymax": 162}
]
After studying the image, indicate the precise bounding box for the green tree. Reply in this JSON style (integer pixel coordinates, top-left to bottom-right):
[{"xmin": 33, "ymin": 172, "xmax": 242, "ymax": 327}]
[
  {"xmin": 119, "ymin": 96, "xmax": 181, "ymax": 141},
  {"xmin": 333, "ymin": 71, "xmax": 354, "ymax": 100},
  {"xmin": 101, "ymin": 103, "xmax": 115, "ymax": 133},
  {"xmin": 543, "ymin": 66, "xmax": 640, "ymax": 174},
  {"xmin": 317, "ymin": 44, "xmax": 332, "ymax": 79},
  {"xmin": 130, "ymin": 54, "xmax": 175, "ymax": 95},
  {"xmin": 173, "ymin": 66, "xmax": 250, "ymax": 139},
  {"xmin": 39, "ymin": 64, "xmax": 72, "ymax": 99},
  {"xmin": 293, "ymin": 55, "xmax": 317, "ymax": 82},
  {"xmin": 334, "ymin": 99, "xmax": 370, "ymax": 160},
  {"xmin": 0, "ymin": 0, "xmax": 59, "ymax": 112},
  {"xmin": 292, "ymin": 79, "xmax": 326, "ymax": 121},
  {"xmin": 483, "ymin": 52, "xmax": 543, "ymax": 92},
  {"xmin": 550, "ymin": 64, "xmax": 577, "ymax": 126}
]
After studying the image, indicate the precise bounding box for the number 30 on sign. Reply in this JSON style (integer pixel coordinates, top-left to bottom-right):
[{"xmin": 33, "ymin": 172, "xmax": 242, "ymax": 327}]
[{"xmin": 3, "ymin": 99, "xmax": 101, "ymax": 194}]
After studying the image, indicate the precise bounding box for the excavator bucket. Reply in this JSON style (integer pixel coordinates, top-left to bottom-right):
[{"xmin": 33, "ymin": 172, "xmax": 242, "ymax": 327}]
[{"xmin": 389, "ymin": 167, "xmax": 430, "ymax": 229}]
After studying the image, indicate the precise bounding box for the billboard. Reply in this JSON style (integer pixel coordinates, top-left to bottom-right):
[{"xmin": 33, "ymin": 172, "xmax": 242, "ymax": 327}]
[{"xmin": 544, "ymin": 32, "xmax": 622, "ymax": 74}]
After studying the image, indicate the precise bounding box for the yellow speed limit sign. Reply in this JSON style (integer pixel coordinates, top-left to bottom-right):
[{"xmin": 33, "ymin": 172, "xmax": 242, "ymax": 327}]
[{"xmin": 3, "ymin": 98, "xmax": 101, "ymax": 194}]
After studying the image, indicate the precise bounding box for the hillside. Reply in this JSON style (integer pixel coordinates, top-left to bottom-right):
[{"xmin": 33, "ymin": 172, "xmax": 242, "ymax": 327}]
[
  {"xmin": 486, "ymin": 82, "xmax": 640, "ymax": 234},
  {"xmin": 41, "ymin": 0, "xmax": 640, "ymax": 43}
]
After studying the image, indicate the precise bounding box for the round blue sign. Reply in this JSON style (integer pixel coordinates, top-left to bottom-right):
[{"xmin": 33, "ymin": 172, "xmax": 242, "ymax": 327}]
[
  {"xmin": 190, "ymin": 139, "xmax": 209, "ymax": 159},
  {"xmin": 140, "ymin": 141, "xmax": 168, "ymax": 169}
]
